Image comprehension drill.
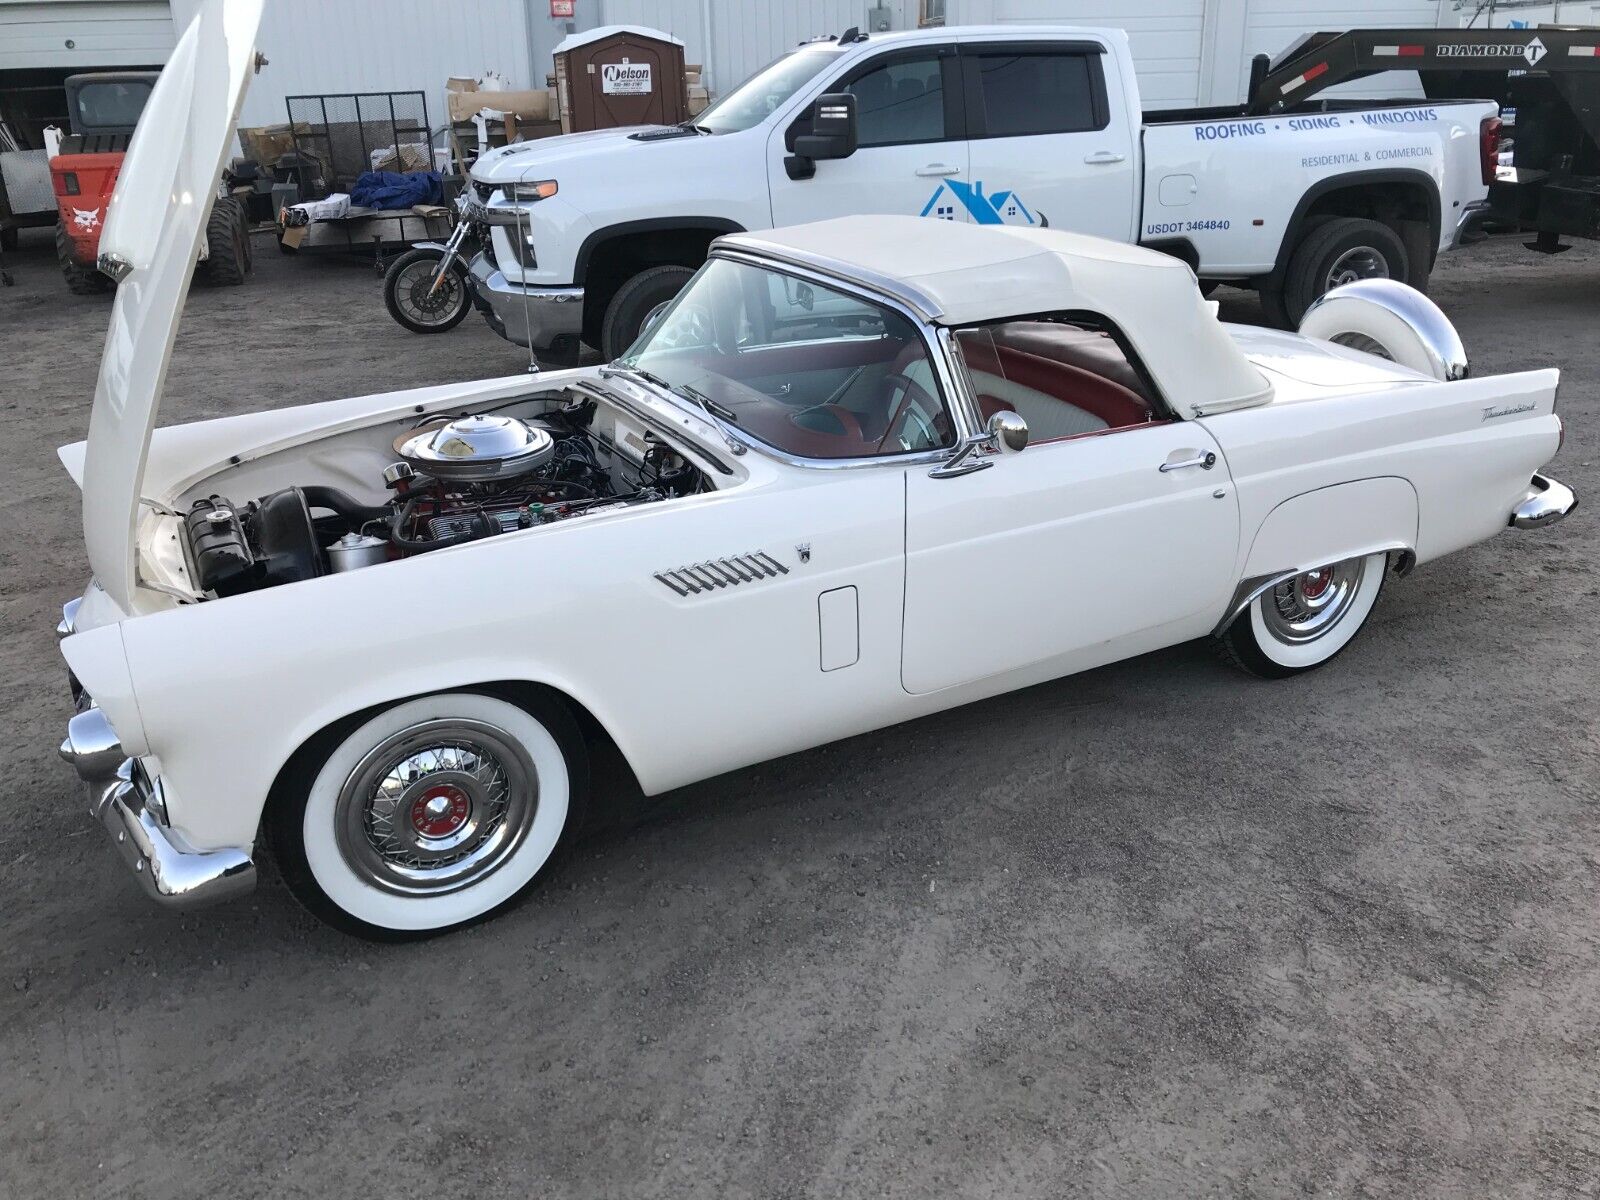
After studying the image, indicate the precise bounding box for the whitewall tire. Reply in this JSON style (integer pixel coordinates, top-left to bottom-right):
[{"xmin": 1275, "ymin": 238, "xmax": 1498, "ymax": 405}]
[
  {"xmin": 1216, "ymin": 552, "xmax": 1388, "ymax": 678},
  {"xmin": 271, "ymin": 691, "xmax": 585, "ymax": 939}
]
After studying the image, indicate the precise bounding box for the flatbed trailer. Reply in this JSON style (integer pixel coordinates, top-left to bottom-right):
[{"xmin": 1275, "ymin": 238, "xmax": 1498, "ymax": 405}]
[{"xmin": 1242, "ymin": 25, "xmax": 1600, "ymax": 251}]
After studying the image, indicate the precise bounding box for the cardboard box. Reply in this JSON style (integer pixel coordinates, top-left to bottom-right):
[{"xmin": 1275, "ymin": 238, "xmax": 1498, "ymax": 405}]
[
  {"xmin": 238, "ymin": 122, "xmax": 310, "ymax": 168},
  {"xmin": 447, "ymin": 87, "xmax": 550, "ymax": 124}
]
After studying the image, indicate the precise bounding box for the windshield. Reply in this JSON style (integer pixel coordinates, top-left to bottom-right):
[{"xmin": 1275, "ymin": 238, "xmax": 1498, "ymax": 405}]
[
  {"xmin": 695, "ymin": 47, "xmax": 843, "ymax": 133},
  {"xmin": 73, "ymin": 79, "xmax": 154, "ymax": 133},
  {"xmin": 618, "ymin": 258, "xmax": 953, "ymax": 460}
]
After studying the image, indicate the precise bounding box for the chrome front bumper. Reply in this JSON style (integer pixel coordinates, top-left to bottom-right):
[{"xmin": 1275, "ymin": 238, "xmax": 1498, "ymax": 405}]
[
  {"xmin": 467, "ymin": 252, "xmax": 583, "ymax": 352},
  {"xmin": 1510, "ymin": 472, "xmax": 1578, "ymax": 530},
  {"xmin": 57, "ymin": 603, "xmax": 256, "ymax": 911}
]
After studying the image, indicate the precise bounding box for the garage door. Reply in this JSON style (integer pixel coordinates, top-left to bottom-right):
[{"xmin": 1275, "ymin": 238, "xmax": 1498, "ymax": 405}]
[
  {"xmin": 0, "ymin": 2, "xmax": 175, "ymax": 71},
  {"xmin": 946, "ymin": 0, "xmax": 1210, "ymax": 107}
]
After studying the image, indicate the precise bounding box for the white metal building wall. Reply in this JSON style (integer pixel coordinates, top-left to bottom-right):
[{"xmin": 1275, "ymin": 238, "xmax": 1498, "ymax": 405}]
[
  {"xmin": 168, "ymin": 0, "xmax": 536, "ymax": 130},
  {"xmin": 0, "ymin": 0, "xmax": 174, "ymax": 70}
]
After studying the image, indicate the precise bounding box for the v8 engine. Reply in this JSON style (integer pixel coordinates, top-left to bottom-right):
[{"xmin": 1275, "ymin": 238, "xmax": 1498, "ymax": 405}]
[{"xmin": 182, "ymin": 399, "xmax": 707, "ymax": 597}]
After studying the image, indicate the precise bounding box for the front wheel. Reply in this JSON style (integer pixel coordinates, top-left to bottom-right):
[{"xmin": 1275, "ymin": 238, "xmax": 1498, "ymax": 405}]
[
  {"xmin": 600, "ymin": 264, "xmax": 695, "ymax": 360},
  {"xmin": 1214, "ymin": 552, "xmax": 1388, "ymax": 679},
  {"xmin": 384, "ymin": 247, "xmax": 472, "ymax": 334},
  {"xmin": 269, "ymin": 691, "xmax": 587, "ymax": 940}
]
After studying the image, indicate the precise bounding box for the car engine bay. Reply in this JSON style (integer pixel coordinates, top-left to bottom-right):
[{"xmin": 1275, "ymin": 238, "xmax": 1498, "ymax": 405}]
[{"xmin": 180, "ymin": 395, "xmax": 712, "ymax": 597}]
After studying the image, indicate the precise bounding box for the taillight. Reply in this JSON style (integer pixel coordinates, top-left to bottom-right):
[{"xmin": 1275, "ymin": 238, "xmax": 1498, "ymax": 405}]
[
  {"xmin": 60, "ymin": 171, "xmax": 80, "ymax": 196},
  {"xmin": 1480, "ymin": 116, "xmax": 1502, "ymax": 186}
]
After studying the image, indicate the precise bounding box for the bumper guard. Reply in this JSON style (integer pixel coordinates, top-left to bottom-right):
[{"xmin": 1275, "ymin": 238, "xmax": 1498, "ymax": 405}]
[
  {"xmin": 56, "ymin": 624, "xmax": 256, "ymax": 911},
  {"xmin": 1510, "ymin": 472, "xmax": 1578, "ymax": 530}
]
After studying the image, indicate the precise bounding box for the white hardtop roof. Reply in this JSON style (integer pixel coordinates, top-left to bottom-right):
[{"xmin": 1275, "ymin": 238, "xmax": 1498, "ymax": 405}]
[
  {"xmin": 720, "ymin": 216, "xmax": 1272, "ymax": 417},
  {"xmin": 553, "ymin": 25, "xmax": 685, "ymax": 55}
]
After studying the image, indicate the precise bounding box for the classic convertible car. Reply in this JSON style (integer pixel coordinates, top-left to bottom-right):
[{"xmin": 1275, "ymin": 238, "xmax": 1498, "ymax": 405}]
[{"xmin": 55, "ymin": 0, "xmax": 1575, "ymax": 938}]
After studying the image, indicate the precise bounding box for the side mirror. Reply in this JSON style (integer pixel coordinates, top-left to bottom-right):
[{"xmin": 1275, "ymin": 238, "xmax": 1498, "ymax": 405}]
[
  {"xmin": 987, "ymin": 410, "xmax": 1029, "ymax": 453},
  {"xmin": 784, "ymin": 93, "xmax": 857, "ymax": 180}
]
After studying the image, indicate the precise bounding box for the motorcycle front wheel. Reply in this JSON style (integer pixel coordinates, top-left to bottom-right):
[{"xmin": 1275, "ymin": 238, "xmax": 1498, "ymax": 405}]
[{"xmin": 384, "ymin": 247, "xmax": 472, "ymax": 334}]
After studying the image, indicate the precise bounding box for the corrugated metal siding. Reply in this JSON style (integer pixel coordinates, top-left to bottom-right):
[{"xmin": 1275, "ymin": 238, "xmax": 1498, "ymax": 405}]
[
  {"xmin": 1242, "ymin": 0, "xmax": 1446, "ymax": 101},
  {"xmin": 169, "ymin": 0, "xmax": 533, "ymax": 130},
  {"xmin": 0, "ymin": 1, "xmax": 174, "ymax": 70},
  {"xmin": 594, "ymin": 0, "xmax": 863, "ymax": 94}
]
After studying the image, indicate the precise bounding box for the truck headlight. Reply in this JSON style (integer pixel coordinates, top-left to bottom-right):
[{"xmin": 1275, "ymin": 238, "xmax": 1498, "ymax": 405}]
[{"xmin": 508, "ymin": 179, "xmax": 558, "ymax": 202}]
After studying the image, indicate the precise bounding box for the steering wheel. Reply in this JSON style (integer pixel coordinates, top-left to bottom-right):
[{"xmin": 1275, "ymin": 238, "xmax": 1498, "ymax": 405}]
[
  {"xmin": 648, "ymin": 301, "xmax": 716, "ymax": 351},
  {"xmin": 789, "ymin": 403, "xmax": 866, "ymax": 442},
  {"xmin": 875, "ymin": 371, "xmax": 940, "ymax": 452}
]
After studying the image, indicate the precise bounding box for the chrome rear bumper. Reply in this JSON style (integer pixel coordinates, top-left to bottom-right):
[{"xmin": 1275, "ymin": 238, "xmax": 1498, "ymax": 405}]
[{"xmin": 1510, "ymin": 472, "xmax": 1578, "ymax": 530}]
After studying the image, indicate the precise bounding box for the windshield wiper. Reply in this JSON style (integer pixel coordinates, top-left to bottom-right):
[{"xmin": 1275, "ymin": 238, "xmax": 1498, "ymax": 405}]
[
  {"xmin": 673, "ymin": 380, "xmax": 738, "ymax": 424},
  {"xmin": 601, "ymin": 365, "xmax": 746, "ymax": 455}
]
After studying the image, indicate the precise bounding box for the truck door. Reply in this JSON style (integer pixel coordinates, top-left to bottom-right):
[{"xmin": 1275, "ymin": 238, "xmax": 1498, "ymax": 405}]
[
  {"xmin": 768, "ymin": 46, "xmax": 970, "ymax": 228},
  {"xmin": 957, "ymin": 42, "xmax": 1138, "ymax": 242}
]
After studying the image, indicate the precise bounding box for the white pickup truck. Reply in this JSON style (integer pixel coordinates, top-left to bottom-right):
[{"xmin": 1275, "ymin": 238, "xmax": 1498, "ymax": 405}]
[{"xmin": 466, "ymin": 24, "xmax": 1500, "ymax": 360}]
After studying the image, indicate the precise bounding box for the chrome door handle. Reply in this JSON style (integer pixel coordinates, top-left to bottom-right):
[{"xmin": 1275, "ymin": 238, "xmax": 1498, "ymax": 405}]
[
  {"xmin": 1159, "ymin": 451, "xmax": 1217, "ymax": 473},
  {"xmin": 1083, "ymin": 151, "xmax": 1126, "ymax": 165},
  {"xmin": 915, "ymin": 163, "xmax": 961, "ymax": 177}
]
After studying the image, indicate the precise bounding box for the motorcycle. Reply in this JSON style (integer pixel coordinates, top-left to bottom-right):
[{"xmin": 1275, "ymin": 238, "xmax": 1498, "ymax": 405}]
[{"xmin": 382, "ymin": 194, "xmax": 481, "ymax": 335}]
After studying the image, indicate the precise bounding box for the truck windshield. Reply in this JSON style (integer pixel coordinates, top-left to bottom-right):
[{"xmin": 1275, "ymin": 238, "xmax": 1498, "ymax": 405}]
[
  {"xmin": 617, "ymin": 258, "xmax": 953, "ymax": 461},
  {"xmin": 695, "ymin": 47, "xmax": 843, "ymax": 133}
]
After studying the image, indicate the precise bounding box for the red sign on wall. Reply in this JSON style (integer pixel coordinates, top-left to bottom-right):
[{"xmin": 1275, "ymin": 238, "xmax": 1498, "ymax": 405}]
[{"xmin": 551, "ymin": 0, "xmax": 574, "ymax": 16}]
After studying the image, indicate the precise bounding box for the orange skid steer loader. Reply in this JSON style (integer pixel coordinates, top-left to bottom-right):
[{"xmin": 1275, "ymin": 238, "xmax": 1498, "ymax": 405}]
[{"xmin": 50, "ymin": 71, "xmax": 250, "ymax": 294}]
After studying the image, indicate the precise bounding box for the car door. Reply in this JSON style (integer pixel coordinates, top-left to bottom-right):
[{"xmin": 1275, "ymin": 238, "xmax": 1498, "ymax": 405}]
[
  {"xmin": 768, "ymin": 46, "xmax": 971, "ymax": 228},
  {"xmin": 957, "ymin": 41, "xmax": 1138, "ymax": 241},
  {"xmin": 900, "ymin": 328, "xmax": 1239, "ymax": 697}
]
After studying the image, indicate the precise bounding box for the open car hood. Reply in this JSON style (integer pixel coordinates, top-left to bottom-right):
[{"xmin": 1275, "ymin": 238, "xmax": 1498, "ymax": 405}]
[{"xmin": 76, "ymin": 0, "xmax": 263, "ymax": 612}]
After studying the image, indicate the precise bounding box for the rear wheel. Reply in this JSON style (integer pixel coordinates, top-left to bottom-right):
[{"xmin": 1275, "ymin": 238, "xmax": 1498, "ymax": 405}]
[
  {"xmin": 1280, "ymin": 217, "xmax": 1408, "ymax": 327},
  {"xmin": 56, "ymin": 219, "xmax": 111, "ymax": 295},
  {"xmin": 270, "ymin": 691, "xmax": 587, "ymax": 940},
  {"xmin": 600, "ymin": 264, "xmax": 695, "ymax": 360},
  {"xmin": 384, "ymin": 247, "xmax": 471, "ymax": 334},
  {"xmin": 197, "ymin": 196, "xmax": 249, "ymax": 286},
  {"xmin": 1215, "ymin": 552, "xmax": 1388, "ymax": 679}
]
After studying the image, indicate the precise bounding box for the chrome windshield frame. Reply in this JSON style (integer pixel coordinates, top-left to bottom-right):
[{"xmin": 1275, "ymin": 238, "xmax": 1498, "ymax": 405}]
[{"xmin": 622, "ymin": 248, "xmax": 977, "ymax": 472}]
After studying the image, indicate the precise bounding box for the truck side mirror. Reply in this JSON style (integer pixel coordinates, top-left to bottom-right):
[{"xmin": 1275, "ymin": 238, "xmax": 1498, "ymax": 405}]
[{"xmin": 785, "ymin": 93, "xmax": 857, "ymax": 180}]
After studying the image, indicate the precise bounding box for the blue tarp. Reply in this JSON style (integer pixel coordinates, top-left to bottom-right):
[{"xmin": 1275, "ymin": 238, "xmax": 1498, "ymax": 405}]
[{"xmin": 350, "ymin": 170, "xmax": 443, "ymax": 210}]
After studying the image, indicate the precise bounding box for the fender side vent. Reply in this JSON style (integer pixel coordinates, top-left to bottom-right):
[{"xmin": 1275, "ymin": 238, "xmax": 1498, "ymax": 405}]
[{"xmin": 654, "ymin": 552, "xmax": 788, "ymax": 597}]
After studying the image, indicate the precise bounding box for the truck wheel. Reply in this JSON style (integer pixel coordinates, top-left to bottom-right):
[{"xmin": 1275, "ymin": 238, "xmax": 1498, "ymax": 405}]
[
  {"xmin": 1281, "ymin": 217, "xmax": 1408, "ymax": 326},
  {"xmin": 269, "ymin": 690, "xmax": 588, "ymax": 940},
  {"xmin": 56, "ymin": 220, "xmax": 111, "ymax": 295},
  {"xmin": 234, "ymin": 198, "xmax": 254, "ymax": 273},
  {"xmin": 384, "ymin": 247, "xmax": 471, "ymax": 334},
  {"xmin": 1214, "ymin": 552, "xmax": 1388, "ymax": 679},
  {"xmin": 601, "ymin": 265, "xmax": 695, "ymax": 360},
  {"xmin": 197, "ymin": 197, "xmax": 249, "ymax": 286}
]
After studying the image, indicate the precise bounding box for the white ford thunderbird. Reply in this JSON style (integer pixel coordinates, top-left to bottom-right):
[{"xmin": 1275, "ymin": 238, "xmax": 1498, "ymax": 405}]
[{"xmin": 56, "ymin": 0, "xmax": 1576, "ymax": 938}]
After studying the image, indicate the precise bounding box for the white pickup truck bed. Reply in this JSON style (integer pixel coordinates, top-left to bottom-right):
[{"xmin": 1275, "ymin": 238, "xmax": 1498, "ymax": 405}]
[{"xmin": 1140, "ymin": 97, "xmax": 1497, "ymax": 314}]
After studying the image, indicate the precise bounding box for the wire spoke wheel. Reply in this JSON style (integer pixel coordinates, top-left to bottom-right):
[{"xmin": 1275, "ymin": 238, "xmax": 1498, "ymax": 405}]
[
  {"xmin": 335, "ymin": 718, "xmax": 539, "ymax": 897},
  {"xmin": 1259, "ymin": 559, "xmax": 1369, "ymax": 647}
]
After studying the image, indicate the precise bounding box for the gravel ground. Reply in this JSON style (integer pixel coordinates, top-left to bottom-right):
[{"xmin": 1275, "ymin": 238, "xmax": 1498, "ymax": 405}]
[{"xmin": 0, "ymin": 226, "xmax": 1595, "ymax": 1200}]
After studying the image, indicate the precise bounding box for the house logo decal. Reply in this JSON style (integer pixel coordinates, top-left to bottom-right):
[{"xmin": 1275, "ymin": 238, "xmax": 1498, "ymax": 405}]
[{"xmin": 919, "ymin": 180, "xmax": 1043, "ymax": 226}]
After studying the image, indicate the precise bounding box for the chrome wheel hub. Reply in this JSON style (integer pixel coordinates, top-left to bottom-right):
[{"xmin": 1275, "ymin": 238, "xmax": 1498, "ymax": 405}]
[
  {"xmin": 1260, "ymin": 558, "xmax": 1367, "ymax": 645},
  {"xmin": 335, "ymin": 718, "xmax": 538, "ymax": 896},
  {"xmin": 1325, "ymin": 246, "xmax": 1390, "ymax": 291}
]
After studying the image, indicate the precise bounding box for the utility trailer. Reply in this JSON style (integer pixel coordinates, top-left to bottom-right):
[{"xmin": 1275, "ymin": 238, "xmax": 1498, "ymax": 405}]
[{"xmin": 1246, "ymin": 25, "xmax": 1600, "ymax": 252}]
